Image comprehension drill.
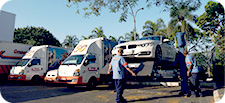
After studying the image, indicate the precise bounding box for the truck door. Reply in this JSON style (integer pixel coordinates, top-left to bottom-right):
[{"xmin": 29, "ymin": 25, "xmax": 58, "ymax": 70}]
[
  {"xmin": 83, "ymin": 55, "xmax": 99, "ymax": 83},
  {"xmin": 27, "ymin": 59, "xmax": 43, "ymax": 78}
]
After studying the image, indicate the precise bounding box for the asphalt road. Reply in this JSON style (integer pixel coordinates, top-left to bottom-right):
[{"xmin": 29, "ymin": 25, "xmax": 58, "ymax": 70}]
[{"xmin": 0, "ymin": 81, "xmax": 223, "ymax": 103}]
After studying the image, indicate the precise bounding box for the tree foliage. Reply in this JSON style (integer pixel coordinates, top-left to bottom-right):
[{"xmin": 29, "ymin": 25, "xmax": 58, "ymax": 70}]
[
  {"xmin": 81, "ymin": 26, "xmax": 106, "ymax": 39},
  {"xmin": 196, "ymin": 1, "xmax": 225, "ymax": 53},
  {"xmin": 62, "ymin": 35, "xmax": 80, "ymax": 49},
  {"xmin": 66, "ymin": 0, "xmax": 201, "ymax": 22},
  {"xmin": 14, "ymin": 26, "xmax": 61, "ymax": 46},
  {"xmin": 167, "ymin": 0, "xmax": 200, "ymax": 47},
  {"xmin": 142, "ymin": 18, "xmax": 166, "ymax": 37}
]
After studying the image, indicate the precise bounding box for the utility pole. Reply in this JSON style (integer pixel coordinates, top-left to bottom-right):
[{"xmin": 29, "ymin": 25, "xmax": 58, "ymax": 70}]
[{"xmin": 128, "ymin": 3, "xmax": 144, "ymax": 41}]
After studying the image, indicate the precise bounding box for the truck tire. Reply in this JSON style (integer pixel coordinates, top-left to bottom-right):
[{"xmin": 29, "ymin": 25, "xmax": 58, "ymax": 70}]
[
  {"xmin": 31, "ymin": 76, "xmax": 41, "ymax": 85},
  {"xmin": 155, "ymin": 46, "xmax": 162, "ymax": 64},
  {"xmin": 87, "ymin": 77, "xmax": 97, "ymax": 89}
]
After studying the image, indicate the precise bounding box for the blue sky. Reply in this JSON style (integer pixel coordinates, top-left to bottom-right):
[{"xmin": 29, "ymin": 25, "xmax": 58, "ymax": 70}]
[{"xmin": 0, "ymin": 0, "xmax": 224, "ymax": 43}]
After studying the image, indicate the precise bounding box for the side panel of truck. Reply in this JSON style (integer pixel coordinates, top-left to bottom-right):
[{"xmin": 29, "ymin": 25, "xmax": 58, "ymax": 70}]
[
  {"xmin": 0, "ymin": 41, "xmax": 31, "ymax": 82},
  {"xmin": 48, "ymin": 47, "xmax": 70, "ymax": 71}
]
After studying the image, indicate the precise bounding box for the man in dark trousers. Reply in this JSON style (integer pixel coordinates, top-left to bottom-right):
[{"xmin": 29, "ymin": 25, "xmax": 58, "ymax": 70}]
[
  {"xmin": 175, "ymin": 32, "xmax": 189, "ymax": 96},
  {"xmin": 108, "ymin": 48, "xmax": 136, "ymax": 103},
  {"xmin": 183, "ymin": 50, "xmax": 202, "ymax": 97}
]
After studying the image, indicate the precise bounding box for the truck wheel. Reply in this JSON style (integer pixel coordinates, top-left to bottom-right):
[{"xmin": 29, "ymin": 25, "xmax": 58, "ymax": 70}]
[
  {"xmin": 31, "ymin": 76, "xmax": 41, "ymax": 85},
  {"xmin": 155, "ymin": 46, "xmax": 162, "ymax": 64},
  {"xmin": 87, "ymin": 77, "xmax": 97, "ymax": 89}
]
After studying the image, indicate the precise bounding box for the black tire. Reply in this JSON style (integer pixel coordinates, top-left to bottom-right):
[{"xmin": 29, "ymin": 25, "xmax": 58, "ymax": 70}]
[
  {"xmin": 87, "ymin": 77, "xmax": 97, "ymax": 89},
  {"xmin": 31, "ymin": 76, "xmax": 41, "ymax": 85},
  {"xmin": 155, "ymin": 46, "xmax": 162, "ymax": 64}
]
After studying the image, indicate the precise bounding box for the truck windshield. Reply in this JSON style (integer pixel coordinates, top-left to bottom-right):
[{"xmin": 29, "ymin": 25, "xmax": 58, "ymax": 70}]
[
  {"xmin": 16, "ymin": 59, "xmax": 30, "ymax": 66},
  {"xmin": 62, "ymin": 55, "xmax": 84, "ymax": 65}
]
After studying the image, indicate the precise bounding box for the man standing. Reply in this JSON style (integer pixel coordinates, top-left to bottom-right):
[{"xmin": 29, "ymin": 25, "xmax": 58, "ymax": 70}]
[
  {"xmin": 183, "ymin": 50, "xmax": 201, "ymax": 97},
  {"xmin": 108, "ymin": 48, "xmax": 136, "ymax": 103},
  {"xmin": 175, "ymin": 32, "xmax": 189, "ymax": 96}
]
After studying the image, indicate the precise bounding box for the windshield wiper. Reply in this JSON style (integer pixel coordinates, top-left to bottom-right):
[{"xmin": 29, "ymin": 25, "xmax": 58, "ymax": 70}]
[{"xmin": 62, "ymin": 63, "xmax": 77, "ymax": 66}]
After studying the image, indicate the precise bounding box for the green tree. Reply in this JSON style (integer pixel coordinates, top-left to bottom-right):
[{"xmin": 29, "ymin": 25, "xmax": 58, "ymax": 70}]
[
  {"xmin": 196, "ymin": 1, "xmax": 225, "ymax": 66},
  {"xmin": 167, "ymin": 0, "xmax": 200, "ymax": 47},
  {"xmin": 196, "ymin": 1, "xmax": 225, "ymax": 53},
  {"xmin": 91, "ymin": 26, "xmax": 107, "ymax": 38},
  {"xmin": 109, "ymin": 35, "xmax": 125, "ymax": 42},
  {"xmin": 124, "ymin": 30, "xmax": 139, "ymax": 41},
  {"xmin": 81, "ymin": 35, "xmax": 96, "ymax": 40},
  {"xmin": 66, "ymin": 0, "xmax": 201, "ymax": 22},
  {"xmin": 81, "ymin": 26, "xmax": 106, "ymax": 40},
  {"xmin": 14, "ymin": 26, "xmax": 61, "ymax": 46},
  {"xmin": 62, "ymin": 35, "xmax": 80, "ymax": 49},
  {"xmin": 142, "ymin": 18, "xmax": 166, "ymax": 37}
]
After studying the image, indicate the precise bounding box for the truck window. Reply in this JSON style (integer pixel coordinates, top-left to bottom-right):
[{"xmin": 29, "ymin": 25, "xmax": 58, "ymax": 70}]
[
  {"xmin": 16, "ymin": 59, "xmax": 30, "ymax": 66},
  {"xmin": 62, "ymin": 55, "xmax": 84, "ymax": 65},
  {"xmin": 87, "ymin": 55, "xmax": 96, "ymax": 64},
  {"xmin": 31, "ymin": 59, "xmax": 41, "ymax": 65}
]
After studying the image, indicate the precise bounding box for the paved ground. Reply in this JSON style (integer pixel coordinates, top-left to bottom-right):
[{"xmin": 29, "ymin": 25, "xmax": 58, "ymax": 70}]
[{"xmin": 0, "ymin": 82, "xmax": 224, "ymax": 103}]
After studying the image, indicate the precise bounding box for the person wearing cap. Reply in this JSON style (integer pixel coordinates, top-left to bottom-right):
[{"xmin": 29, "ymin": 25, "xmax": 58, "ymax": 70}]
[
  {"xmin": 183, "ymin": 50, "xmax": 202, "ymax": 97},
  {"xmin": 108, "ymin": 48, "xmax": 136, "ymax": 103}
]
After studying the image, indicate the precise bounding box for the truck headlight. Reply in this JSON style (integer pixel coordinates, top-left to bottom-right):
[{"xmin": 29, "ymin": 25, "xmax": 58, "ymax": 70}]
[
  {"xmin": 10, "ymin": 67, "xmax": 15, "ymax": 74},
  {"xmin": 73, "ymin": 69, "xmax": 80, "ymax": 76},
  {"xmin": 19, "ymin": 70, "xmax": 24, "ymax": 75}
]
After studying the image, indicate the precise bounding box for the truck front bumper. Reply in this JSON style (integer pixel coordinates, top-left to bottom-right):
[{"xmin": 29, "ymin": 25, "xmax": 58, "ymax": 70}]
[
  {"xmin": 56, "ymin": 76, "xmax": 85, "ymax": 84},
  {"xmin": 8, "ymin": 75, "xmax": 27, "ymax": 81},
  {"xmin": 44, "ymin": 77, "xmax": 58, "ymax": 83}
]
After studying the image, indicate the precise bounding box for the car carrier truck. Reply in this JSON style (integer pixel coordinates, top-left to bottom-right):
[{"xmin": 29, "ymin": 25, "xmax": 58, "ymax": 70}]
[
  {"xmin": 8, "ymin": 45, "xmax": 71, "ymax": 84},
  {"xmin": 57, "ymin": 38, "xmax": 117, "ymax": 88}
]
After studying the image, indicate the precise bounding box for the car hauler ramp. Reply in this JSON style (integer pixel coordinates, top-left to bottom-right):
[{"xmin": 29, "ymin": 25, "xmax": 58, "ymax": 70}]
[{"xmin": 128, "ymin": 61, "xmax": 154, "ymax": 76}]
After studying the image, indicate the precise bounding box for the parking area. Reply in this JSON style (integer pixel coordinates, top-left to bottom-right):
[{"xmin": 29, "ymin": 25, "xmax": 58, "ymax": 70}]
[{"xmin": 0, "ymin": 81, "xmax": 224, "ymax": 103}]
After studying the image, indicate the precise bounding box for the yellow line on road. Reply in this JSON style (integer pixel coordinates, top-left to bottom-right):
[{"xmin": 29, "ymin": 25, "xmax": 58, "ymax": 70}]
[{"xmin": 166, "ymin": 98, "xmax": 181, "ymax": 103}]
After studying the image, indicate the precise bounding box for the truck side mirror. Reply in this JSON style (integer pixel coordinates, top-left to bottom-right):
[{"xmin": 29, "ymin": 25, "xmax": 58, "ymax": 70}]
[
  {"xmin": 83, "ymin": 60, "xmax": 89, "ymax": 66},
  {"xmin": 28, "ymin": 63, "xmax": 32, "ymax": 67},
  {"xmin": 163, "ymin": 39, "xmax": 170, "ymax": 43}
]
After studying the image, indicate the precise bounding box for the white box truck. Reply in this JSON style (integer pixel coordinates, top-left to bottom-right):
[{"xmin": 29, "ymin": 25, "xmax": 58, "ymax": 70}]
[
  {"xmin": 57, "ymin": 38, "xmax": 116, "ymax": 88},
  {"xmin": 8, "ymin": 45, "xmax": 71, "ymax": 84},
  {"xmin": 0, "ymin": 41, "xmax": 31, "ymax": 83}
]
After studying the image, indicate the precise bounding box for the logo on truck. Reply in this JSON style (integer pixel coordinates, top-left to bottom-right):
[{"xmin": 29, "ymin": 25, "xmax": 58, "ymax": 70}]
[
  {"xmin": 73, "ymin": 45, "xmax": 88, "ymax": 52},
  {"xmin": 0, "ymin": 51, "xmax": 22, "ymax": 59}
]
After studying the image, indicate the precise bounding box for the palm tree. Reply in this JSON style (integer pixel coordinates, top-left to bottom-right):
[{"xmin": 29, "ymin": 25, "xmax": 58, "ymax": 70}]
[
  {"xmin": 62, "ymin": 35, "xmax": 79, "ymax": 49},
  {"xmin": 109, "ymin": 35, "xmax": 125, "ymax": 42},
  {"xmin": 81, "ymin": 35, "xmax": 96, "ymax": 40},
  {"xmin": 125, "ymin": 31, "xmax": 139, "ymax": 41},
  {"xmin": 168, "ymin": 1, "xmax": 200, "ymax": 47},
  {"xmin": 142, "ymin": 18, "xmax": 166, "ymax": 37},
  {"xmin": 91, "ymin": 26, "xmax": 107, "ymax": 38}
]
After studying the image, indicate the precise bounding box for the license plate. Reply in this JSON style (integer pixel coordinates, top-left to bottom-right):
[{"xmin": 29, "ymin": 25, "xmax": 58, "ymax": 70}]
[
  {"xmin": 48, "ymin": 79, "xmax": 53, "ymax": 81},
  {"xmin": 9, "ymin": 76, "xmax": 15, "ymax": 78},
  {"xmin": 60, "ymin": 78, "xmax": 66, "ymax": 80}
]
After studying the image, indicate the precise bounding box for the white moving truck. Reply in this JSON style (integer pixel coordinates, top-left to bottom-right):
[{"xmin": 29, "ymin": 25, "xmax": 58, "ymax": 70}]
[
  {"xmin": 0, "ymin": 41, "xmax": 31, "ymax": 83},
  {"xmin": 57, "ymin": 38, "xmax": 116, "ymax": 88},
  {"xmin": 8, "ymin": 45, "xmax": 71, "ymax": 84}
]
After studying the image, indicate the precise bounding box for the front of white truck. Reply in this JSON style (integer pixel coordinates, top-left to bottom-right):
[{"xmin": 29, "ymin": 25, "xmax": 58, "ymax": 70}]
[
  {"xmin": 8, "ymin": 46, "xmax": 47, "ymax": 82},
  {"xmin": 57, "ymin": 38, "xmax": 104, "ymax": 88}
]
